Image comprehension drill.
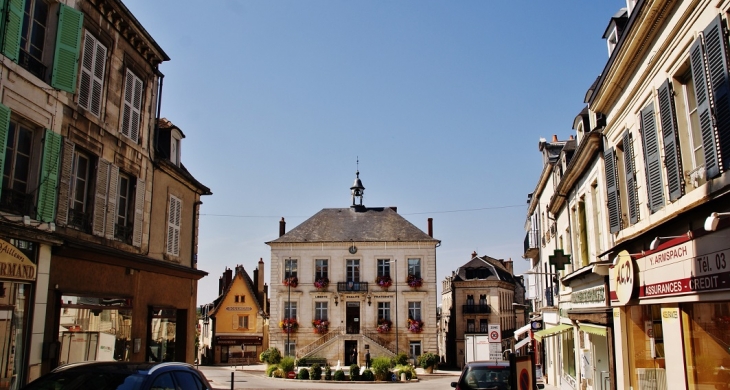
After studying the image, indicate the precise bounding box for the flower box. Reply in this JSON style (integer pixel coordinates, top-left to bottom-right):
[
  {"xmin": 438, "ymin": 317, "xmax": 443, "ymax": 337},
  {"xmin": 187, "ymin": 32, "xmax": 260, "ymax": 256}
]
[
  {"xmin": 283, "ymin": 276, "xmax": 298, "ymax": 288},
  {"xmin": 312, "ymin": 319, "xmax": 330, "ymax": 334},
  {"xmin": 376, "ymin": 318, "xmax": 392, "ymax": 333},
  {"xmin": 279, "ymin": 318, "xmax": 298, "ymax": 333},
  {"xmin": 406, "ymin": 274, "xmax": 423, "ymax": 288},
  {"xmin": 375, "ymin": 275, "xmax": 392, "ymax": 289},
  {"xmin": 314, "ymin": 277, "xmax": 329, "ymax": 290},
  {"xmin": 407, "ymin": 318, "xmax": 424, "ymax": 333}
]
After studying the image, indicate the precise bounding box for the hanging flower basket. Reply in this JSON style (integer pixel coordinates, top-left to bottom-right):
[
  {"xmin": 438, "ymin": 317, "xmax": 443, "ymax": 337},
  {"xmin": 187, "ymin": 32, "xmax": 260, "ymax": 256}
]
[
  {"xmin": 279, "ymin": 318, "xmax": 299, "ymax": 333},
  {"xmin": 312, "ymin": 319, "xmax": 330, "ymax": 334},
  {"xmin": 375, "ymin": 275, "xmax": 392, "ymax": 289},
  {"xmin": 314, "ymin": 277, "xmax": 329, "ymax": 290},
  {"xmin": 283, "ymin": 276, "xmax": 298, "ymax": 288},
  {"xmin": 406, "ymin": 274, "xmax": 423, "ymax": 288},
  {"xmin": 407, "ymin": 318, "xmax": 424, "ymax": 333},
  {"xmin": 376, "ymin": 318, "xmax": 392, "ymax": 333}
]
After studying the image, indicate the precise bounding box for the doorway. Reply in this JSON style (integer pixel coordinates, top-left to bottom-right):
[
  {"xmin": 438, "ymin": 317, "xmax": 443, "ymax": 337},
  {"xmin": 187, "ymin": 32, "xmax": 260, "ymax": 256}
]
[
  {"xmin": 345, "ymin": 340, "xmax": 358, "ymax": 366},
  {"xmin": 346, "ymin": 302, "xmax": 360, "ymax": 334}
]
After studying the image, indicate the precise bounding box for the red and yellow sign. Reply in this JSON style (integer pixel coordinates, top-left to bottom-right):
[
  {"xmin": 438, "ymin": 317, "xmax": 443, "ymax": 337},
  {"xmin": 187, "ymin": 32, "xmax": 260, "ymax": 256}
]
[{"xmin": 0, "ymin": 240, "xmax": 35, "ymax": 281}]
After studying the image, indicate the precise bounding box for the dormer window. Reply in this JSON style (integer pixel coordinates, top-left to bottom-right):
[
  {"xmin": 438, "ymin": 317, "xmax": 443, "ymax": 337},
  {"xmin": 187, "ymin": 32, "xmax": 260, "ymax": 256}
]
[
  {"xmin": 156, "ymin": 118, "xmax": 185, "ymax": 166},
  {"xmin": 170, "ymin": 130, "xmax": 181, "ymax": 166},
  {"xmin": 603, "ymin": 8, "xmax": 628, "ymax": 57},
  {"xmin": 606, "ymin": 28, "xmax": 619, "ymax": 56}
]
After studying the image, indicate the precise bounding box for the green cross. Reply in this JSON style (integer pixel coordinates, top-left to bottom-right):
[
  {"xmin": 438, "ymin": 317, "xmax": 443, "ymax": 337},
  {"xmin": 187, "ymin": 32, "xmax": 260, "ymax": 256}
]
[{"xmin": 549, "ymin": 249, "xmax": 572, "ymax": 271}]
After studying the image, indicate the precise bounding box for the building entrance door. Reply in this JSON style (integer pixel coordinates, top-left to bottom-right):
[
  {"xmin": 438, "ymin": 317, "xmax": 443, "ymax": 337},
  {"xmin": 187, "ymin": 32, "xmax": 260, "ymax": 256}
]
[
  {"xmin": 344, "ymin": 340, "xmax": 358, "ymax": 366},
  {"xmin": 346, "ymin": 302, "xmax": 360, "ymax": 334}
]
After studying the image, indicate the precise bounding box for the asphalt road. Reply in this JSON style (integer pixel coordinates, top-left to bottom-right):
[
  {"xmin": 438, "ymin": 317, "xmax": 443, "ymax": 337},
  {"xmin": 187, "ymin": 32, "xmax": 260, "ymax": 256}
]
[{"xmin": 198, "ymin": 365, "xmax": 461, "ymax": 390}]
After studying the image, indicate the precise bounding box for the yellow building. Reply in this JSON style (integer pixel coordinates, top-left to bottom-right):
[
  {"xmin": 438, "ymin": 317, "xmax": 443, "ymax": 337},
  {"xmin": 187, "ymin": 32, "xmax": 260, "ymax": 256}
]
[{"xmin": 209, "ymin": 261, "xmax": 269, "ymax": 364}]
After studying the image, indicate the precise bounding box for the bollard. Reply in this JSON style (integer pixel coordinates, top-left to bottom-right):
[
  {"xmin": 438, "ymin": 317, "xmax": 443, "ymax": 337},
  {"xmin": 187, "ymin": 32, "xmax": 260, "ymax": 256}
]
[{"xmin": 230, "ymin": 372, "xmax": 234, "ymax": 390}]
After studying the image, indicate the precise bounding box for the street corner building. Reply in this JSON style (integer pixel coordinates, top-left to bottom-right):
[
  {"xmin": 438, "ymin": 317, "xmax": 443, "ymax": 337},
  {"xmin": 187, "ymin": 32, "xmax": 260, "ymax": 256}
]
[
  {"xmin": 0, "ymin": 0, "xmax": 211, "ymax": 386},
  {"xmin": 265, "ymin": 170, "xmax": 440, "ymax": 366}
]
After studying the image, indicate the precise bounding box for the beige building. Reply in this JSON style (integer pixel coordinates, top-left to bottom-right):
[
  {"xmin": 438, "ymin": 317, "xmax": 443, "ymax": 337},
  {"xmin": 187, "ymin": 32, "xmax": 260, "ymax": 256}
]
[
  {"xmin": 266, "ymin": 171, "xmax": 439, "ymax": 366},
  {"xmin": 440, "ymin": 252, "xmax": 524, "ymax": 368},
  {"xmin": 0, "ymin": 0, "xmax": 210, "ymax": 384}
]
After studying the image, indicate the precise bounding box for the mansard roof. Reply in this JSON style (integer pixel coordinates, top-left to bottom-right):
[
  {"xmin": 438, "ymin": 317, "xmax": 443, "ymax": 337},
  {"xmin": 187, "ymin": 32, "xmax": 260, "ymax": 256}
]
[{"xmin": 453, "ymin": 255, "xmax": 515, "ymax": 284}]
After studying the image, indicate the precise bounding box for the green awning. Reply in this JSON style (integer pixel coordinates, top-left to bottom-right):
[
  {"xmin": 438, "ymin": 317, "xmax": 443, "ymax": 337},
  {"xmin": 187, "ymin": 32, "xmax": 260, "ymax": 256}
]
[
  {"xmin": 533, "ymin": 324, "xmax": 572, "ymax": 341},
  {"xmin": 579, "ymin": 323, "xmax": 607, "ymax": 337}
]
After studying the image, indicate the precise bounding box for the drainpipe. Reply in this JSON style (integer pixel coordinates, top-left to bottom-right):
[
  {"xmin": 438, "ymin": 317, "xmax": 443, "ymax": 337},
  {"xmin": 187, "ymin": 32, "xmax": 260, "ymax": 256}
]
[
  {"xmin": 153, "ymin": 70, "xmax": 165, "ymax": 154},
  {"xmin": 192, "ymin": 200, "xmax": 202, "ymax": 268}
]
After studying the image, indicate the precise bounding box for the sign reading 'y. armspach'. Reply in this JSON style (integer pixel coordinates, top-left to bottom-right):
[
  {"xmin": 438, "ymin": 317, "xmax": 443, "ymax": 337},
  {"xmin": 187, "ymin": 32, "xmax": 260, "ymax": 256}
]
[{"xmin": 0, "ymin": 240, "xmax": 35, "ymax": 281}]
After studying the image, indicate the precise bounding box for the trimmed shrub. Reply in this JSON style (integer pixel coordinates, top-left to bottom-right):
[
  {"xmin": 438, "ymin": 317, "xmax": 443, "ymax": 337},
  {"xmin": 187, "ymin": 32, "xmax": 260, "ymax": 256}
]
[
  {"xmin": 361, "ymin": 369, "xmax": 375, "ymax": 381},
  {"xmin": 266, "ymin": 365, "xmax": 278, "ymax": 377},
  {"xmin": 333, "ymin": 369, "xmax": 346, "ymax": 381},
  {"xmin": 279, "ymin": 356, "xmax": 296, "ymax": 374},
  {"xmin": 349, "ymin": 364, "xmax": 359, "ymax": 380},
  {"xmin": 260, "ymin": 347, "xmax": 282, "ymax": 365},
  {"xmin": 310, "ymin": 363, "xmax": 322, "ymax": 380},
  {"xmin": 296, "ymin": 357, "xmax": 307, "ymax": 367},
  {"xmin": 272, "ymin": 368, "xmax": 285, "ymax": 378},
  {"xmin": 395, "ymin": 364, "xmax": 417, "ymax": 380},
  {"xmin": 324, "ymin": 365, "xmax": 332, "ymax": 380},
  {"xmin": 297, "ymin": 368, "xmax": 310, "ymax": 380},
  {"xmin": 371, "ymin": 357, "xmax": 392, "ymax": 381},
  {"xmin": 417, "ymin": 352, "xmax": 439, "ymax": 370},
  {"xmin": 392, "ymin": 352, "xmax": 409, "ymax": 366}
]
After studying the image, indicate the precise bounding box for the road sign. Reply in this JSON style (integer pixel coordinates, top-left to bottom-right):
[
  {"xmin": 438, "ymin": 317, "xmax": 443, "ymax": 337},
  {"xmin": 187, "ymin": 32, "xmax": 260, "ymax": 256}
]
[
  {"xmin": 488, "ymin": 324, "xmax": 501, "ymax": 343},
  {"xmin": 489, "ymin": 343, "xmax": 502, "ymax": 360}
]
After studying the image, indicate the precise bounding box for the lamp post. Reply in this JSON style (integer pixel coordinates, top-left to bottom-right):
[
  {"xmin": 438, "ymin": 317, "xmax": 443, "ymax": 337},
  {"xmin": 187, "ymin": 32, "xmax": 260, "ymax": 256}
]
[
  {"xmin": 388, "ymin": 259, "xmax": 398, "ymax": 355},
  {"xmin": 286, "ymin": 257, "xmax": 292, "ymax": 357}
]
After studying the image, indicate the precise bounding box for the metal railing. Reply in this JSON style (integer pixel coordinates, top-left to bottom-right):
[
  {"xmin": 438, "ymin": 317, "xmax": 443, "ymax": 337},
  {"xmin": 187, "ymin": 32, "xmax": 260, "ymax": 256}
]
[
  {"xmin": 115, "ymin": 223, "xmax": 133, "ymax": 244},
  {"xmin": 362, "ymin": 328, "xmax": 397, "ymax": 356},
  {"xmin": 337, "ymin": 282, "xmax": 368, "ymax": 292},
  {"xmin": 0, "ymin": 188, "xmax": 34, "ymax": 217},
  {"xmin": 19, "ymin": 49, "xmax": 46, "ymax": 80},
  {"xmin": 462, "ymin": 305, "xmax": 491, "ymax": 314},
  {"xmin": 297, "ymin": 326, "xmax": 343, "ymax": 358},
  {"xmin": 68, "ymin": 209, "xmax": 92, "ymax": 232},
  {"xmin": 523, "ymin": 228, "xmax": 539, "ymax": 257}
]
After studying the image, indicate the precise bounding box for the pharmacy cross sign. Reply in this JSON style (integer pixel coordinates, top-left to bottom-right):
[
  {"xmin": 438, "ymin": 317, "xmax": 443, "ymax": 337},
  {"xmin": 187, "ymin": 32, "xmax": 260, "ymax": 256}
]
[{"xmin": 549, "ymin": 249, "xmax": 571, "ymax": 271}]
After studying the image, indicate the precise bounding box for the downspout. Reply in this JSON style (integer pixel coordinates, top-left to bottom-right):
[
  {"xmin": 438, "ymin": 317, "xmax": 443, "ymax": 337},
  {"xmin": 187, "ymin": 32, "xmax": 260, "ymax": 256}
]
[
  {"xmin": 192, "ymin": 200, "xmax": 203, "ymax": 269},
  {"xmin": 153, "ymin": 69, "xmax": 165, "ymax": 154}
]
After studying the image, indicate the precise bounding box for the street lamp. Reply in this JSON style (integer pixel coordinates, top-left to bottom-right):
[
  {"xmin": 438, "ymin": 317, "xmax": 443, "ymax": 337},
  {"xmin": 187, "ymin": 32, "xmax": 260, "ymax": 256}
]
[{"xmin": 387, "ymin": 259, "xmax": 398, "ymax": 355}]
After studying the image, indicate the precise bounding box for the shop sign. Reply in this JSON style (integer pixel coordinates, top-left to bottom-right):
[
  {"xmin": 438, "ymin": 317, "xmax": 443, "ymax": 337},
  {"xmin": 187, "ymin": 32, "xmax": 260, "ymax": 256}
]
[
  {"xmin": 216, "ymin": 336, "xmax": 263, "ymax": 345},
  {"xmin": 0, "ymin": 239, "xmax": 35, "ymax": 282},
  {"xmin": 572, "ymin": 286, "xmax": 605, "ymax": 304},
  {"xmin": 661, "ymin": 308, "xmax": 679, "ymax": 322},
  {"xmin": 225, "ymin": 307, "xmax": 252, "ymax": 311},
  {"xmin": 612, "ymin": 250, "xmax": 635, "ymax": 305}
]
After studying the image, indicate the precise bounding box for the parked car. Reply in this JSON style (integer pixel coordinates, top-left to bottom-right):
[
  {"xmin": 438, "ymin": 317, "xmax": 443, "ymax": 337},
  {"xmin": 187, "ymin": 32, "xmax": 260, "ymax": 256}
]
[
  {"xmin": 21, "ymin": 361, "xmax": 212, "ymax": 390},
  {"xmin": 451, "ymin": 361, "xmax": 512, "ymax": 390}
]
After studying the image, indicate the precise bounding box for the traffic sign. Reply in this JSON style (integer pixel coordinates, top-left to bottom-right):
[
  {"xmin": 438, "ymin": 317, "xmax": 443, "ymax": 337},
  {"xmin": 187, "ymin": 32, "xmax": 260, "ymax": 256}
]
[{"xmin": 488, "ymin": 324, "xmax": 501, "ymax": 343}]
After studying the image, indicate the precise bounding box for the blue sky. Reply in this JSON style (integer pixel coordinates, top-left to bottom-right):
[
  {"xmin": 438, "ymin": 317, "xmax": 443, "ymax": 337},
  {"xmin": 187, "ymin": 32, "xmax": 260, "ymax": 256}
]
[{"xmin": 123, "ymin": 0, "xmax": 626, "ymax": 305}]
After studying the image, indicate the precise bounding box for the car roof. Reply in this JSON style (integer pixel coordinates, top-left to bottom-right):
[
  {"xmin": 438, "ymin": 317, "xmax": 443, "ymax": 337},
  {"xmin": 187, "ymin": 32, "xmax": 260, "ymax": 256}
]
[
  {"xmin": 53, "ymin": 361, "xmax": 195, "ymax": 374},
  {"xmin": 465, "ymin": 361, "xmax": 510, "ymax": 368}
]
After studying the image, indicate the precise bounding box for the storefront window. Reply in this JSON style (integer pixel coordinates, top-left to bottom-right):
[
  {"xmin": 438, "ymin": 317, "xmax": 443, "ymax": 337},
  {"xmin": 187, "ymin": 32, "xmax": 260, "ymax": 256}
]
[
  {"xmin": 0, "ymin": 283, "xmax": 30, "ymax": 390},
  {"xmin": 627, "ymin": 305, "xmax": 666, "ymax": 390},
  {"xmin": 561, "ymin": 329, "xmax": 576, "ymax": 378},
  {"xmin": 683, "ymin": 302, "xmax": 730, "ymax": 389},
  {"xmin": 148, "ymin": 308, "xmax": 176, "ymax": 362},
  {"xmin": 59, "ymin": 296, "xmax": 133, "ymax": 364}
]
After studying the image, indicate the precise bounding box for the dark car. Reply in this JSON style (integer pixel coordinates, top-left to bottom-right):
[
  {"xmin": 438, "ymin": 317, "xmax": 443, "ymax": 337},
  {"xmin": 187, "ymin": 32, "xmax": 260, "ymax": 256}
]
[
  {"xmin": 20, "ymin": 361, "xmax": 212, "ymax": 390},
  {"xmin": 451, "ymin": 361, "xmax": 512, "ymax": 390}
]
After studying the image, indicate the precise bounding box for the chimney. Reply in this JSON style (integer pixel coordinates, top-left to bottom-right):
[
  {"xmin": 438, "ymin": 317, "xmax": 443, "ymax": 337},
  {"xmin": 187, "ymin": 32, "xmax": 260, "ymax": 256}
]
[
  {"xmin": 552, "ymin": 134, "xmax": 558, "ymax": 142},
  {"xmin": 257, "ymin": 258, "xmax": 265, "ymax": 293},
  {"xmin": 390, "ymin": 206, "xmax": 398, "ymax": 212},
  {"xmin": 569, "ymin": 135, "xmax": 575, "ymax": 140},
  {"xmin": 427, "ymin": 218, "xmax": 433, "ymax": 237},
  {"xmin": 279, "ymin": 218, "xmax": 286, "ymax": 237},
  {"xmin": 505, "ymin": 258, "xmax": 514, "ymax": 274},
  {"xmin": 224, "ymin": 267, "xmax": 232, "ymax": 291},
  {"xmin": 471, "ymin": 251, "xmax": 477, "ymax": 259}
]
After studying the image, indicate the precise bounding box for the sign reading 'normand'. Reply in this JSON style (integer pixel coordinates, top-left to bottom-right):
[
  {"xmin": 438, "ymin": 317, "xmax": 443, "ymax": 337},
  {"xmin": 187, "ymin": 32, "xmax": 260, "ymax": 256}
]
[{"xmin": 0, "ymin": 240, "xmax": 35, "ymax": 281}]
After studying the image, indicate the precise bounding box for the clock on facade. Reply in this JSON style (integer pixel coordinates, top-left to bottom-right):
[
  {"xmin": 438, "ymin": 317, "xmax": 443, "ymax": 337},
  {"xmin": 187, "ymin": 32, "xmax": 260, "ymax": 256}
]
[{"xmin": 349, "ymin": 245, "xmax": 357, "ymax": 254}]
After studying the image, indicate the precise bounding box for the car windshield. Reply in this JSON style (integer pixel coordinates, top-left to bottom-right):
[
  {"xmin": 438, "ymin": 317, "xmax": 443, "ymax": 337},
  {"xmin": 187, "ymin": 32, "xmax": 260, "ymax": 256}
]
[
  {"xmin": 22, "ymin": 371, "xmax": 144, "ymax": 390},
  {"xmin": 460, "ymin": 366, "xmax": 511, "ymax": 390}
]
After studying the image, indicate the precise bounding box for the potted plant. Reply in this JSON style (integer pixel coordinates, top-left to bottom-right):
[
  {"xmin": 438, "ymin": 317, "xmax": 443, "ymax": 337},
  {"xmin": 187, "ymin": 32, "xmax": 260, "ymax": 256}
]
[
  {"xmin": 313, "ymin": 276, "xmax": 329, "ymax": 290},
  {"xmin": 279, "ymin": 318, "xmax": 299, "ymax": 333},
  {"xmin": 417, "ymin": 351, "xmax": 439, "ymax": 373},
  {"xmin": 376, "ymin": 318, "xmax": 392, "ymax": 333},
  {"xmin": 406, "ymin": 274, "xmax": 423, "ymax": 288},
  {"xmin": 407, "ymin": 318, "xmax": 424, "ymax": 333},
  {"xmin": 312, "ymin": 319, "xmax": 329, "ymax": 334},
  {"xmin": 375, "ymin": 275, "xmax": 392, "ymax": 289},
  {"xmin": 283, "ymin": 276, "xmax": 298, "ymax": 288}
]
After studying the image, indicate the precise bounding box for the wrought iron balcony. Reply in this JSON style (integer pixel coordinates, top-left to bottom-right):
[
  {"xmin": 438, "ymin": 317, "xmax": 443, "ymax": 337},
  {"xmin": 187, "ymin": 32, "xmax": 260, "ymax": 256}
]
[
  {"xmin": 462, "ymin": 305, "xmax": 491, "ymax": 314},
  {"xmin": 68, "ymin": 209, "xmax": 92, "ymax": 233},
  {"xmin": 0, "ymin": 188, "xmax": 34, "ymax": 217},
  {"xmin": 337, "ymin": 281, "xmax": 368, "ymax": 292},
  {"xmin": 19, "ymin": 49, "xmax": 46, "ymax": 81},
  {"xmin": 523, "ymin": 228, "xmax": 539, "ymax": 259},
  {"xmin": 115, "ymin": 223, "xmax": 133, "ymax": 244}
]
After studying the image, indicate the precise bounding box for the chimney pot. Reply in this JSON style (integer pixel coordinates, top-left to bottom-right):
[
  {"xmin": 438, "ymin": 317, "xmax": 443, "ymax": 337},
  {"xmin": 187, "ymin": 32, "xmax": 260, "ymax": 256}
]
[
  {"xmin": 471, "ymin": 251, "xmax": 477, "ymax": 258},
  {"xmin": 552, "ymin": 134, "xmax": 559, "ymax": 142},
  {"xmin": 279, "ymin": 218, "xmax": 286, "ymax": 237},
  {"xmin": 428, "ymin": 218, "xmax": 433, "ymax": 237}
]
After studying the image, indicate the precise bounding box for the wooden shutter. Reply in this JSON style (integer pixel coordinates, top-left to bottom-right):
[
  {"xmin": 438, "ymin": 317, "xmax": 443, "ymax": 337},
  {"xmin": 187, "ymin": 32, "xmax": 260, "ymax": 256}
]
[
  {"xmin": 78, "ymin": 32, "xmax": 106, "ymax": 117},
  {"xmin": 37, "ymin": 130, "xmax": 62, "ymax": 222},
  {"xmin": 166, "ymin": 195, "xmax": 181, "ymax": 256},
  {"xmin": 232, "ymin": 315, "xmax": 238, "ymax": 330},
  {"xmin": 578, "ymin": 201, "xmax": 588, "ymax": 266},
  {"xmin": 657, "ymin": 79, "xmax": 684, "ymax": 201},
  {"xmin": 0, "ymin": 104, "xmax": 10, "ymax": 201},
  {"xmin": 51, "ymin": 4, "xmax": 83, "ymax": 93},
  {"xmin": 56, "ymin": 140, "xmax": 75, "ymax": 226},
  {"xmin": 92, "ymin": 159, "xmax": 110, "ymax": 237},
  {"xmin": 640, "ymin": 103, "xmax": 665, "ymax": 213},
  {"xmin": 704, "ymin": 16, "xmax": 730, "ymax": 173},
  {"xmin": 1, "ymin": 0, "xmax": 24, "ymax": 62},
  {"xmin": 104, "ymin": 164, "xmax": 119, "ymax": 240},
  {"xmin": 121, "ymin": 69, "xmax": 143, "ymax": 143},
  {"xmin": 604, "ymin": 148, "xmax": 621, "ymax": 233},
  {"xmin": 623, "ymin": 131, "xmax": 639, "ymax": 225},
  {"xmin": 692, "ymin": 28, "xmax": 720, "ymax": 178},
  {"xmin": 132, "ymin": 180, "xmax": 144, "ymax": 247}
]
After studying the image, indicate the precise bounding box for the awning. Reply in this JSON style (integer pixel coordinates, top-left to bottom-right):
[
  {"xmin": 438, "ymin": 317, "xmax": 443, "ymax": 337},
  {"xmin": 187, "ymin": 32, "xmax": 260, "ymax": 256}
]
[
  {"xmin": 533, "ymin": 324, "xmax": 572, "ymax": 341},
  {"xmin": 514, "ymin": 337, "xmax": 532, "ymax": 350},
  {"xmin": 514, "ymin": 323, "xmax": 531, "ymax": 340},
  {"xmin": 579, "ymin": 323, "xmax": 607, "ymax": 337}
]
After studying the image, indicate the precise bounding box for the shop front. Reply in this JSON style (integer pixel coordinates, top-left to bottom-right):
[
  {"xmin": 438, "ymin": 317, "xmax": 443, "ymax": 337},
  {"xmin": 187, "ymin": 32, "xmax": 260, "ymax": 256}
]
[
  {"xmin": 609, "ymin": 228, "xmax": 730, "ymax": 390},
  {"xmin": 214, "ymin": 335, "xmax": 263, "ymax": 364}
]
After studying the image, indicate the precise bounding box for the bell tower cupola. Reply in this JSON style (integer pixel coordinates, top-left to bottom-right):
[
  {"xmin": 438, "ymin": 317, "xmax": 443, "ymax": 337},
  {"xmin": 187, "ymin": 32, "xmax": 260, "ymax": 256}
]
[{"xmin": 350, "ymin": 160, "xmax": 365, "ymax": 207}]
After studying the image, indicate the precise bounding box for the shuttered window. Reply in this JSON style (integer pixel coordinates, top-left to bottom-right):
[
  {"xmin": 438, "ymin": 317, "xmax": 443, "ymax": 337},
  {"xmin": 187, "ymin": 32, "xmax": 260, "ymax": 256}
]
[
  {"xmin": 703, "ymin": 16, "xmax": 730, "ymax": 173},
  {"xmin": 622, "ymin": 131, "xmax": 639, "ymax": 224},
  {"xmin": 121, "ymin": 69, "xmax": 143, "ymax": 143},
  {"xmin": 37, "ymin": 129, "xmax": 61, "ymax": 222},
  {"xmin": 78, "ymin": 31, "xmax": 106, "ymax": 117},
  {"xmin": 604, "ymin": 148, "xmax": 621, "ymax": 233},
  {"xmin": 132, "ymin": 180, "xmax": 145, "ymax": 247},
  {"xmin": 0, "ymin": 104, "xmax": 11, "ymax": 201},
  {"xmin": 690, "ymin": 35, "xmax": 719, "ymax": 180},
  {"xmin": 166, "ymin": 195, "xmax": 181, "ymax": 256},
  {"xmin": 92, "ymin": 159, "xmax": 110, "ymax": 237},
  {"xmin": 2, "ymin": 0, "xmax": 24, "ymax": 62},
  {"xmin": 640, "ymin": 103, "xmax": 665, "ymax": 213},
  {"xmin": 51, "ymin": 4, "xmax": 83, "ymax": 93},
  {"xmin": 657, "ymin": 79, "xmax": 684, "ymax": 201}
]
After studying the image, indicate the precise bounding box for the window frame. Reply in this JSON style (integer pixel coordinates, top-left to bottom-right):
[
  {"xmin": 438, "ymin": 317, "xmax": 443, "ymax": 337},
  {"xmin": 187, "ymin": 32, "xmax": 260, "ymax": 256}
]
[
  {"xmin": 377, "ymin": 302, "xmax": 391, "ymax": 321},
  {"xmin": 314, "ymin": 301, "xmax": 328, "ymax": 321},
  {"xmin": 315, "ymin": 259, "xmax": 328, "ymax": 280},
  {"xmin": 346, "ymin": 259, "xmax": 360, "ymax": 282},
  {"xmin": 408, "ymin": 301, "xmax": 421, "ymax": 321},
  {"xmin": 283, "ymin": 301, "xmax": 297, "ymax": 320},
  {"xmin": 120, "ymin": 69, "xmax": 144, "ymax": 143},
  {"xmin": 77, "ymin": 31, "xmax": 107, "ymax": 118},
  {"xmin": 377, "ymin": 259, "xmax": 390, "ymax": 278},
  {"xmin": 284, "ymin": 259, "xmax": 298, "ymax": 279},
  {"xmin": 407, "ymin": 258, "xmax": 421, "ymax": 278}
]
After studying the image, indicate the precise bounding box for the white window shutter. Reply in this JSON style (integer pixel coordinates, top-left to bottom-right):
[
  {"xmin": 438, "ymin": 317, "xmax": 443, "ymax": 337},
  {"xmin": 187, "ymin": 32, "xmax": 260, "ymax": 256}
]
[
  {"xmin": 104, "ymin": 165, "xmax": 119, "ymax": 240},
  {"xmin": 132, "ymin": 180, "xmax": 145, "ymax": 247},
  {"xmin": 56, "ymin": 140, "xmax": 75, "ymax": 226},
  {"xmin": 92, "ymin": 159, "xmax": 110, "ymax": 237},
  {"xmin": 90, "ymin": 40, "xmax": 106, "ymax": 117},
  {"xmin": 166, "ymin": 195, "xmax": 181, "ymax": 256},
  {"xmin": 121, "ymin": 69, "xmax": 142, "ymax": 143},
  {"xmin": 78, "ymin": 32, "xmax": 106, "ymax": 118},
  {"xmin": 232, "ymin": 315, "xmax": 238, "ymax": 330}
]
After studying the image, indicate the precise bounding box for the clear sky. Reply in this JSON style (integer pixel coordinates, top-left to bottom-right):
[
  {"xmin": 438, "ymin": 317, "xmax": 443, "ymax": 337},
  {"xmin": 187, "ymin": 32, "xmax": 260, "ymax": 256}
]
[{"xmin": 122, "ymin": 0, "xmax": 626, "ymax": 305}]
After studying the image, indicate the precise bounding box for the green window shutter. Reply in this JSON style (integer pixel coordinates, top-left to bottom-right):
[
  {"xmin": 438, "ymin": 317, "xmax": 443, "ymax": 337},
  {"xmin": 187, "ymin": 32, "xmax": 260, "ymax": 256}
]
[
  {"xmin": 51, "ymin": 4, "xmax": 83, "ymax": 93},
  {"xmin": 657, "ymin": 79, "xmax": 684, "ymax": 201},
  {"xmin": 622, "ymin": 131, "xmax": 639, "ymax": 225},
  {"xmin": 578, "ymin": 201, "xmax": 588, "ymax": 267},
  {"xmin": 0, "ymin": 104, "xmax": 10, "ymax": 201},
  {"xmin": 690, "ymin": 35, "xmax": 719, "ymax": 179},
  {"xmin": 604, "ymin": 147, "xmax": 621, "ymax": 234},
  {"xmin": 704, "ymin": 16, "xmax": 730, "ymax": 173},
  {"xmin": 640, "ymin": 103, "xmax": 665, "ymax": 213},
  {"xmin": 2, "ymin": 0, "xmax": 25, "ymax": 62},
  {"xmin": 37, "ymin": 130, "xmax": 62, "ymax": 222}
]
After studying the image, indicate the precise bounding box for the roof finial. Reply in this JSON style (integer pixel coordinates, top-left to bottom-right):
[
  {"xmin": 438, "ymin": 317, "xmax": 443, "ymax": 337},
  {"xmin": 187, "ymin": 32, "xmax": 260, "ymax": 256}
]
[{"xmin": 351, "ymin": 158, "xmax": 365, "ymax": 207}]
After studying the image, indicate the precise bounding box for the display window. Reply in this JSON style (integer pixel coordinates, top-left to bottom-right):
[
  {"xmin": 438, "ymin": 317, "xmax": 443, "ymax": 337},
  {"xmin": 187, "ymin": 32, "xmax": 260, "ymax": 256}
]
[
  {"xmin": 627, "ymin": 305, "xmax": 667, "ymax": 390},
  {"xmin": 148, "ymin": 308, "xmax": 177, "ymax": 362},
  {"xmin": 682, "ymin": 301, "xmax": 730, "ymax": 389}
]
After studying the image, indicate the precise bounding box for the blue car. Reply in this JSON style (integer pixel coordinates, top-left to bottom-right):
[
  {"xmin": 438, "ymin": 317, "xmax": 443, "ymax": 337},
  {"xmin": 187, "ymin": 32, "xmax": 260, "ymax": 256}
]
[{"xmin": 21, "ymin": 361, "xmax": 212, "ymax": 390}]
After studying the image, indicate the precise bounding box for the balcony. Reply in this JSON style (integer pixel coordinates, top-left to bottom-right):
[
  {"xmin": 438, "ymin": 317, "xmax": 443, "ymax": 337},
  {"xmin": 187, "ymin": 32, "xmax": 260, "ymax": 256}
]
[
  {"xmin": 0, "ymin": 188, "xmax": 34, "ymax": 217},
  {"xmin": 68, "ymin": 209, "xmax": 92, "ymax": 233},
  {"xmin": 337, "ymin": 281, "xmax": 368, "ymax": 292},
  {"xmin": 115, "ymin": 223, "xmax": 133, "ymax": 244},
  {"xmin": 523, "ymin": 228, "xmax": 539, "ymax": 259},
  {"xmin": 19, "ymin": 49, "xmax": 46, "ymax": 81},
  {"xmin": 462, "ymin": 305, "xmax": 491, "ymax": 314}
]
